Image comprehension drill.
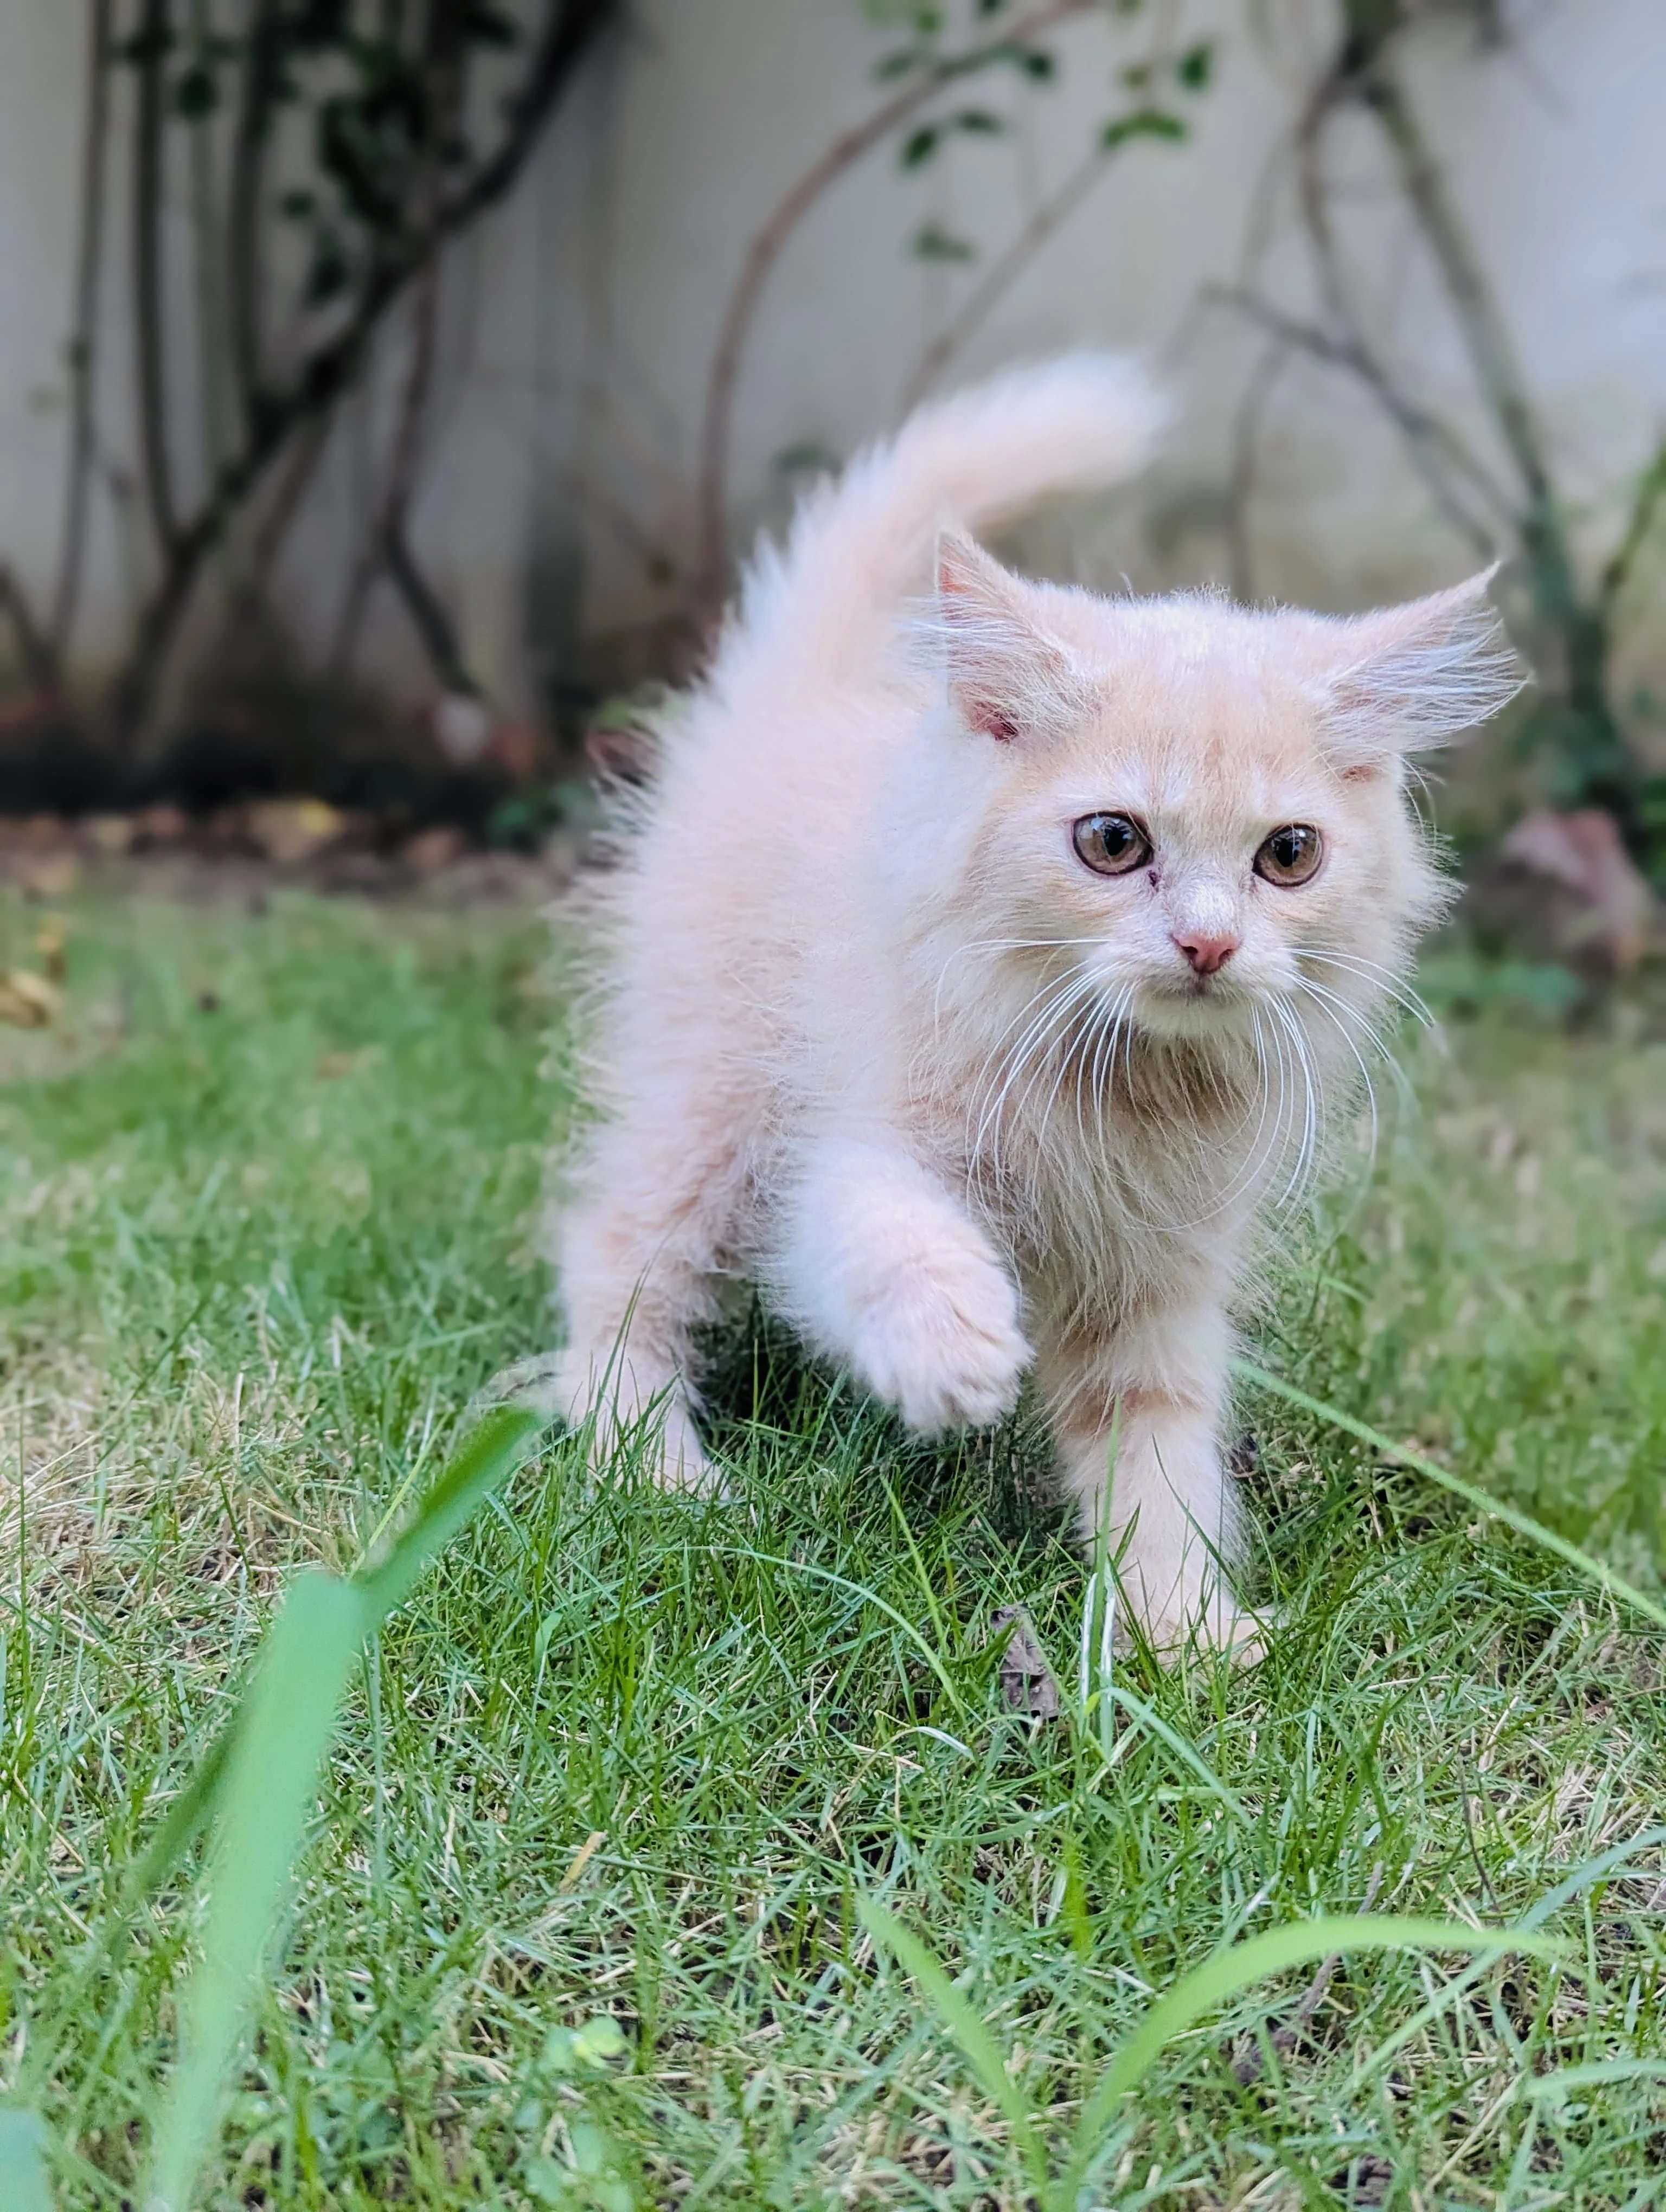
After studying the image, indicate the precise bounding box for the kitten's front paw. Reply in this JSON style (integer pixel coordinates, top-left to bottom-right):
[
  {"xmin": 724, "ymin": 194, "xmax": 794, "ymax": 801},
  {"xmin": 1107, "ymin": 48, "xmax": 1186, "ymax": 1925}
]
[
  {"xmin": 533, "ymin": 1349, "xmax": 723, "ymax": 1496},
  {"xmin": 850, "ymin": 1250, "xmax": 1031, "ymax": 1433},
  {"xmin": 1135, "ymin": 1591, "xmax": 1270, "ymax": 1670}
]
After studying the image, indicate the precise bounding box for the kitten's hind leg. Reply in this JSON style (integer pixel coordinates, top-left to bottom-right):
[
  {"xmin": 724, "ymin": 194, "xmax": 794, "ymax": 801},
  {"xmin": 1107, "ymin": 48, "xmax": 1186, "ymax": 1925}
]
[
  {"xmin": 772, "ymin": 1133, "xmax": 1030, "ymax": 1433},
  {"xmin": 1040, "ymin": 1298, "xmax": 1264, "ymax": 1663},
  {"xmin": 545, "ymin": 1104, "xmax": 747, "ymax": 1492}
]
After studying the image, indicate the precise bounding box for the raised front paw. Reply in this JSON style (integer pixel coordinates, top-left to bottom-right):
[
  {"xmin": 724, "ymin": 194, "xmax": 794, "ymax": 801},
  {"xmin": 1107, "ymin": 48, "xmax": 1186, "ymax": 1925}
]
[{"xmin": 849, "ymin": 1249, "xmax": 1031, "ymax": 1433}]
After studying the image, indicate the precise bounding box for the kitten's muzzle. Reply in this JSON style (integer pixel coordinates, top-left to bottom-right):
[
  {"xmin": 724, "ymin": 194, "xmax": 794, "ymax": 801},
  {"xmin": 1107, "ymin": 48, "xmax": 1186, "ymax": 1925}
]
[{"xmin": 1171, "ymin": 928, "xmax": 1240, "ymax": 977}]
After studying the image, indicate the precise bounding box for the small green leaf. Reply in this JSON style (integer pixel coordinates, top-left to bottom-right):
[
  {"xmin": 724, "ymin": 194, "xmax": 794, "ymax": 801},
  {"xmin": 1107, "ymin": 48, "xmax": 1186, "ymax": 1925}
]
[
  {"xmin": 900, "ymin": 124, "xmax": 940, "ymax": 169},
  {"xmin": 952, "ymin": 106, "xmax": 1007, "ymax": 135},
  {"xmin": 1176, "ymin": 39, "xmax": 1215, "ymax": 91},
  {"xmin": 572, "ymin": 2015, "xmax": 629, "ymax": 2066},
  {"xmin": 913, "ymin": 221, "xmax": 976, "ymax": 262},
  {"xmin": 1102, "ymin": 108, "xmax": 1188, "ymax": 150}
]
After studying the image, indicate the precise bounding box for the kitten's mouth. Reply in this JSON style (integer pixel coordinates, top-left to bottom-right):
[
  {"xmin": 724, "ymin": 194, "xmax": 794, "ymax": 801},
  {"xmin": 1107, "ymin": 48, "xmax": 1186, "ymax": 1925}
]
[{"xmin": 1133, "ymin": 970, "xmax": 1255, "ymax": 1040}]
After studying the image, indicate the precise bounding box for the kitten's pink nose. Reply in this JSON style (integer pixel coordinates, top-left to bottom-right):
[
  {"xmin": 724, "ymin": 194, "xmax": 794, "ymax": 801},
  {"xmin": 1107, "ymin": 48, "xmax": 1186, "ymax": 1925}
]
[{"xmin": 1173, "ymin": 929, "xmax": 1239, "ymax": 976}]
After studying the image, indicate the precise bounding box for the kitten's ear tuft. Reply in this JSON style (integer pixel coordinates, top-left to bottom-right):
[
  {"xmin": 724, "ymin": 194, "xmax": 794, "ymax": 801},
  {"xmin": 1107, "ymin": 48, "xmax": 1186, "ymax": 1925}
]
[
  {"xmin": 1322, "ymin": 567, "xmax": 1527, "ymax": 772},
  {"xmin": 933, "ymin": 531, "xmax": 1074, "ymax": 744}
]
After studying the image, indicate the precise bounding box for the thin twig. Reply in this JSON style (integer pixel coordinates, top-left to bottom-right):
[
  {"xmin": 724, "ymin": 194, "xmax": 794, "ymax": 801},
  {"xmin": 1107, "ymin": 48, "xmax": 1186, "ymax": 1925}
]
[
  {"xmin": 187, "ymin": 0, "xmax": 232, "ymax": 482},
  {"xmin": 227, "ymin": 0, "xmax": 281, "ymax": 442},
  {"xmin": 1232, "ymin": 1864, "xmax": 1385, "ymax": 2086},
  {"xmin": 329, "ymin": 262, "xmax": 451, "ymax": 686},
  {"xmin": 49, "ymin": 0, "xmax": 113, "ymax": 665},
  {"xmin": 902, "ymin": 137, "xmax": 1112, "ymax": 413},
  {"xmin": 1292, "ymin": 69, "xmax": 1514, "ymax": 536},
  {"xmin": 234, "ymin": 402, "xmax": 336, "ymax": 616},
  {"xmin": 132, "ymin": 0, "xmax": 179, "ymax": 555},
  {"xmin": 1362, "ymin": 62, "xmax": 1552, "ymax": 518},
  {"xmin": 0, "ymin": 568, "xmax": 60, "ymax": 696},
  {"xmin": 1204, "ymin": 284, "xmax": 1501, "ymax": 560},
  {"xmin": 385, "ymin": 525, "xmax": 478, "ymax": 700},
  {"xmin": 1597, "ymin": 432, "xmax": 1666, "ymax": 620},
  {"xmin": 692, "ymin": 0, "xmax": 1094, "ymax": 616},
  {"xmin": 330, "ymin": 12, "xmax": 482, "ymax": 698}
]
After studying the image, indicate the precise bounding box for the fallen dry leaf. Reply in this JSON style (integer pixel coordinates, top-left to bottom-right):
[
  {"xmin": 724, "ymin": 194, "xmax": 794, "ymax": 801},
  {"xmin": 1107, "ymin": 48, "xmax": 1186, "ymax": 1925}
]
[
  {"xmin": 992, "ymin": 1604, "xmax": 1061, "ymax": 1720},
  {"xmin": 0, "ymin": 968, "xmax": 62, "ymax": 1028},
  {"xmin": 245, "ymin": 797, "xmax": 348, "ymax": 865}
]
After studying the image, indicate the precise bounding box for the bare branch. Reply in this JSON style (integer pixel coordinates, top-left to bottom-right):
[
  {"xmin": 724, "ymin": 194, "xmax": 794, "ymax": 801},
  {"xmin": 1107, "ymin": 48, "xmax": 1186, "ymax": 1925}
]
[
  {"xmin": 227, "ymin": 0, "xmax": 283, "ymax": 445},
  {"xmin": 1597, "ymin": 432, "xmax": 1666, "ymax": 621},
  {"xmin": 0, "ymin": 568, "xmax": 60, "ymax": 696},
  {"xmin": 692, "ymin": 0, "xmax": 1094, "ymax": 617},
  {"xmin": 330, "ymin": 263, "xmax": 457, "ymax": 689},
  {"xmin": 1205, "ymin": 285, "xmax": 1501, "ymax": 560},
  {"xmin": 1292, "ymin": 72, "xmax": 1515, "ymax": 532},
  {"xmin": 132, "ymin": 0, "xmax": 179, "ymax": 555},
  {"xmin": 385, "ymin": 524, "xmax": 478, "ymax": 702},
  {"xmin": 49, "ymin": 0, "xmax": 113, "ymax": 665},
  {"xmin": 1362, "ymin": 62, "xmax": 1552, "ymax": 516},
  {"xmin": 902, "ymin": 137, "xmax": 1111, "ymax": 414}
]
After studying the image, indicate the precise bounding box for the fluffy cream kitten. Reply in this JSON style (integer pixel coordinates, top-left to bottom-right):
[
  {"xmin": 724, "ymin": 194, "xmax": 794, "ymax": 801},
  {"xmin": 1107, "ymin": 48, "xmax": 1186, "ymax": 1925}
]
[{"xmin": 547, "ymin": 355, "xmax": 1518, "ymax": 1654}]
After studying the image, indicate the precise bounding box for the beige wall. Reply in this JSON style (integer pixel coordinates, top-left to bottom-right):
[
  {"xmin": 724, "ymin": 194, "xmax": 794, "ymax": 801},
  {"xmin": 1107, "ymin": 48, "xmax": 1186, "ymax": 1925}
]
[{"xmin": 4, "ymin": 1, "xmax": 1665, "ymax": 713}]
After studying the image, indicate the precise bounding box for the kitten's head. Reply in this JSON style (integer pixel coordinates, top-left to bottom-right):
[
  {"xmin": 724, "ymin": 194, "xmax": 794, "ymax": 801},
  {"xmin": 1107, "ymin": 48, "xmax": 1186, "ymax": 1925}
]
[{"xmin": 912, "ymin": 536, "xmax": 1521, "ymax": 1049}]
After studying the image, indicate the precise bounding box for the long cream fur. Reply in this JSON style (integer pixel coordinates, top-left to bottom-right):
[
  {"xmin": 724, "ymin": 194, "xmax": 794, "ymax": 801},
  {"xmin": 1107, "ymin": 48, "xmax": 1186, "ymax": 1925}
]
[{"xmin": 545, "ymin": 353, "xmax": 1521, "ymax": 1655}]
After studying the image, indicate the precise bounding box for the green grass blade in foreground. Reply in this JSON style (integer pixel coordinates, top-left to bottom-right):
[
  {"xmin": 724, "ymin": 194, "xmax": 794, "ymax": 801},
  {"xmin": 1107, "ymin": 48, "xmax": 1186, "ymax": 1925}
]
[
  {"xmin": 1234, "ymin": 1360, "xmax": 1666, "ymax": 1636},
  {"xmin": 857, "ymin": 1899, "xmax": 1046, "ymax": 2194},
  {"xmin": 1063, "ymin": 1918, "xmax": 1567, "ymax": 2203},
  {"xmin": 147, "ymin": 1571, "xmax": 368, "ymax": 2212},
  {"xmin": 0, "ymin": 2108, "xmax": 53, "ymax": 2212},
  {"xmin": 355, "ymin": 1405, "xmax": 546, "ymax": 1611},
  {"xmin": 146, "ymin": 1407, "xmax": 547, "ymax": 2212}
]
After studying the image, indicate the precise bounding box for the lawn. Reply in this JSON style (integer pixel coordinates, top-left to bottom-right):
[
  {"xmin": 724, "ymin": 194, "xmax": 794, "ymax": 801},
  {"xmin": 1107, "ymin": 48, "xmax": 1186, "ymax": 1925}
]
[{"xmin": 1, "ymin": 885, "xmax": 1663, "ymax": 2209}]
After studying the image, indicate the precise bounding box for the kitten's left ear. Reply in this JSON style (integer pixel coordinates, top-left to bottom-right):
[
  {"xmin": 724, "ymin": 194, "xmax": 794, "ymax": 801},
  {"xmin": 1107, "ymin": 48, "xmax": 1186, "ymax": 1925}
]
[
  {"xmin": 1320, "ymin": 566, "xmax": 1527, "ymax": 773},
  {"xmin": 933, "ymin": 532, "xmax": 1078, "ymax": 743}
]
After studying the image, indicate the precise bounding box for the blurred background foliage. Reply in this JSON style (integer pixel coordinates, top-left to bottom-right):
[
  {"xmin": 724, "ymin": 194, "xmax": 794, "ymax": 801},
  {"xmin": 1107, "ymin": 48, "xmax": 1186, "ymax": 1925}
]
[{"xmin": 0, "ymin": 0, "xmax": 1661, "ymax": 955}]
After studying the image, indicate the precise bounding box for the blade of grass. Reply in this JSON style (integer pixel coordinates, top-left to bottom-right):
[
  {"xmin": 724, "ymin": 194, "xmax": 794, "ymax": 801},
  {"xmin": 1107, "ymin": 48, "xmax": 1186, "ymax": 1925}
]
[
  {"xmin": 146, "ymin": 1406, "xmax": 547, "ymax": 2211},
  {"xmin": 1346, "ymin": 1825, "xmax": 1666, "ymax": 2094},
  {"xmin": 0, "ymin": 2108, "xmax": 52, "ymax": 2212},
  {"xmin": 354, "ymin": 1405, "xmax": 547, "ymax": 1610},
  {"xmin": 1061, "ymin": 1917, "xmax": 1567, "ymax": 2204},
  {"xmin": 1522, "ymin": 2059, "xmax": 1666, "ymax": 2102},
  {"xmin": 1234, "ymin": 1360, "xmax": 1666, "ymax": 1637},
  {"xmin": 858, "ymin": 1896, "xmax": 1047, "ymax": 2196},
  {"xmin": 147, "ymin": 1570, "xmax": 368, "ymax": 2212},
  {"xmin": 703, "ymin": 1547, "xmax": 966, "ymax": 1715},
  {"xmin": 1095, "ymin": 1681, "xmax": 1249, "ymax": 1825}
]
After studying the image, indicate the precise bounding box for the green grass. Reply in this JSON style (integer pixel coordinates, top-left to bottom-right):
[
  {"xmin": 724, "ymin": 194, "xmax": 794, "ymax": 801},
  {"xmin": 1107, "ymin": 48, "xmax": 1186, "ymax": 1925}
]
[{"xmin": 1, "ymin": 888, "xmax": 1664, "ymax": 2209}]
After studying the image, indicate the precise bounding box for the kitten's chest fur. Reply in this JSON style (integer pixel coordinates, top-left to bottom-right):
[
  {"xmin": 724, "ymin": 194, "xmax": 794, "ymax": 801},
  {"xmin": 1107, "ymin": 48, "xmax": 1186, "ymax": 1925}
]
[{"xmin": 913, "ymin": 1012, "xmax": 1276, "ymax": 1319}]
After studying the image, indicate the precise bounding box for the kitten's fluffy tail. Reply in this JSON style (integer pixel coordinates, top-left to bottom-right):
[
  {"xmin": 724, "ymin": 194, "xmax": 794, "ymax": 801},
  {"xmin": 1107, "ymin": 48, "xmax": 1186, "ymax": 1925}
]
[{"xmin": 724, "ymin": 352, "xmax": 1168, "ymax": 696}]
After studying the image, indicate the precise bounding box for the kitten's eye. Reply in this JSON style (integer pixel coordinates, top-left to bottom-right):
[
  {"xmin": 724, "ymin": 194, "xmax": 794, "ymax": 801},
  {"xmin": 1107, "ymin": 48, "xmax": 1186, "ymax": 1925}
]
[
  {"xmin": 1254, "ymin": 823, "xmax": 1324, "ymax": 886},
  {"xmin": 1072, "ymin": 812, "xmax": 1152, "ymax": 877}
]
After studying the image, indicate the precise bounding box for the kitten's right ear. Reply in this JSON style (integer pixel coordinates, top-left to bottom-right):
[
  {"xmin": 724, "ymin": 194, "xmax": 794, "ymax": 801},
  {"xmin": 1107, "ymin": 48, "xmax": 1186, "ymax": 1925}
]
[{"xmin": 934, "ymin": 532, "xmax": 1073, "ymax": 743}]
